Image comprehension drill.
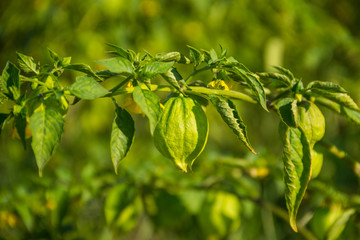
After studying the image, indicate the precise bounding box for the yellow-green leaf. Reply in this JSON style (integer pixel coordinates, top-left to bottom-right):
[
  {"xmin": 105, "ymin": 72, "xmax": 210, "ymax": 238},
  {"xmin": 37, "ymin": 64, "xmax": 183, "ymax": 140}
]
[
  {"xmin": 280, "ymin": 123, "xmax": 312, "ymax": 232},
  {"xmin": 29, "ymin": 104, "xmax": 65, "ymax": 177}
]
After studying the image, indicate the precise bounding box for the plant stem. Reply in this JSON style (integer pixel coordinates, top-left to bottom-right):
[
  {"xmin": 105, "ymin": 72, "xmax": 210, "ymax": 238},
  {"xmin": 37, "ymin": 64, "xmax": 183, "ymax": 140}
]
[
  {"xmin": 106, "ymin": 84, "xmax": 257, "ymax": 104},
  {"xmin": 20, "ymin": 77, "xmax": 46, "ymax": 86}
]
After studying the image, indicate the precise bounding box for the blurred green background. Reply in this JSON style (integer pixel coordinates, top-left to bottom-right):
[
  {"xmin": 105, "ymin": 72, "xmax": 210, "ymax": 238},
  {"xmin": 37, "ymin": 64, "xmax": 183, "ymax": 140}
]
[{"xmin": 1, "ymin": 0, "xmax": 360, "ymax": 239}]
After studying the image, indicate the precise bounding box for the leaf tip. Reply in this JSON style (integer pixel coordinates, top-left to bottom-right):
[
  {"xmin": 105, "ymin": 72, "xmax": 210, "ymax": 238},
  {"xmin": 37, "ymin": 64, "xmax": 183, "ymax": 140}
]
[
  {"xmin": 175, "ymin": 160, "xmax": 188, "ymax": 173},
  {"xmin": 290, "ymin": 218, "xmax": 298, "ymax": 232}
]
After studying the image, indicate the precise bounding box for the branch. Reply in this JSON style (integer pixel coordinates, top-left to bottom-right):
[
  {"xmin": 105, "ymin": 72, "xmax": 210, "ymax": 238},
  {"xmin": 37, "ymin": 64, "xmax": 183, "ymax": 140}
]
[{"xmin": 106, "ymin": 84, "xmax": 258, "ymax": 104}]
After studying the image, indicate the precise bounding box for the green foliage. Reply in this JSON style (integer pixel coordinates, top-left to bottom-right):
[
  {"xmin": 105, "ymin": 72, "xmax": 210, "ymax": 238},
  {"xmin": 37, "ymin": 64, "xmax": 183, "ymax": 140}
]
[
  {"xmin": 110, "ymin": 103, "xmax": 135, "ymax": 174},
  {"xmin": 1, "ymin": 1, "xmax": 360, "ymax": 238},
  {"xmin": 0, "ymin": 44, "xmax": 359, "ymax": 237},
  {"xmin": 29, "ymin": 104, "xmax": 65, "ymax": 177}
]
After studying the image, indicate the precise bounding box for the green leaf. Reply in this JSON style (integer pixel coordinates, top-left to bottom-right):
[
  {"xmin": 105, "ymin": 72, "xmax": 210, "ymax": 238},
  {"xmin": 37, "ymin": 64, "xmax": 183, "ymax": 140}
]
[
  {"xmin": 133, "ymin": 86, "xmax": 161, "ymax": 134},
  {"xmin": 1, "ymin": 61, "xmax": 20, "ymax": 100},
  {"xmin": 275, "ymin": 98, "xmax": 298, "ymax": 128},
  {"xmin": 257, "ymin": 72, "xmax": 291, "ymax": 87},
  {"xmin": 307, "ymin": 81, "xmax": 347, "ymax": 93},
  {"xmin": 209, "ymin": 48, "xmax": 218, "ymax": 63},
  {"xmin": 63, "ymin": 63, "xmax": 102, "ymax": 81},
  {"xmin": 327, "ymin": 208, "xmax": 356, "ymax": 240},
  {"xmin": 308, "ymin": 88, "xmax": 359, "ymax": 110},
  {"xmin": 232, "ymin": 67, "xmax": 268, "ymax": 111},
  {"xmin": 48, "ymin": 48, "xmax": 60, "ymax": 62},
  {"xmin": 14, "ymin": 105, "xmax": 28, "ymax": 149},
  {"xmin": 111, "ymin": 105, "xmax": 135, "ymax": 174},
  {"xmin": 141, "ymin": 61, "xmax": 174, "ymax": 79},
  {"xmin": 69, "ymin": 75, "xmax": 108, "ymax": 99},
  {"xmin": 29, "ymin": 104, "xmax": 65, "ymax": 177},
  {"xmin": 273, "ymin": 66, "xmax": 294, "ymax": 81},
  {"xmin": 209, "ymin": 95, "xmax": 256, "ymax": 154},
  {"xmin": 187, "ymin": 45, "xmax": 204, "ymax": 67},
  {"xmin": 161, "ymin": 68, "xmax": 184, "ymax": 94},
  {"xmin": 315, "ymin": 97, "xmax": 360, "ymax": 126},
  {"xmin": 16, "ymin": 52, "xmax": 39, "ymax": 75},
  {"xmin": 106, "ymin": 43, "xmax": 132, "ymax": 61},
  {"xmin": 104, "ymin": 184, "xmax": 136, "ymax": 226},
  {"xmin": 280, "ymin": 124, "xmax": 312, "ymax": 232},
  {"xmin": 0, "ymin": 113, "xmax": 10, "ymax": 135},
  {"xmin": 341, "ymin": 106, "xmax": 360, "ymax": 125},
  {"xmin": 96, "ymin": 57, "xmax": 133, "ymax": 74}
]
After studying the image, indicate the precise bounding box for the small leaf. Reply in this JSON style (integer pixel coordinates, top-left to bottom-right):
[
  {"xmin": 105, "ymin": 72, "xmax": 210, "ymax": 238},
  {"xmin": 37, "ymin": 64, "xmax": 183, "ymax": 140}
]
[
  {"xmin": 327, "ymin": 208, "xmax": 356, "ymax": 240},
  {"xmin": 96, "ymin": 57, "xmax": 133, "ymax": 74},
  {"xmin": 341, "ymin": 107, "xmax": 360, "ymax": 125},
  {"xmin": 48, "ymin": 49, "xmax": 60, "ymax": 62},
  {"xmin": 275, "ymin": 98, "xmax": 298, "ymax": 128},
  {"xmin": 316, "ymin": 97, "xmax": 360, "ymax": 126},
  {"xmin": 161, "ymin": 68, "xmax": 184, "ymax": 94},
  {"xmin": 280, "ymin": 123, "xmax": 312, "ymax": 232},
  {"xmin": 29, "ymin": 104, "xmax": 65, "ymax": 177},
  {"xmin": 0, "ymin": 113, "xmax": 10, "ymax": 135},
  {"xmin": 1, "ymin": 61, "xmax": 20, "ymax": 100},
  {"xmin": 111, "ymin": 104, "xmax": 135, "ymax": 174},
  {"xmin": 63, "ymin": 63, "xmax": 102, "ymax": 81},
  {"xmin": 308, "ymin": 89, "xmax": 359, "ymax": 110},
  {"xmin": 187, "ymin": 45, "xmax": 204, "ymax": 67},
  {"xmin": 106, "ymin": 43, "xmax": 132, "ymax": 61},
  {"xmin": 141, "ymin": 61, "xmax": 174, "ymax": 79},
  {"xmin": 307, "ymin": 81, "xmax": 347, "ymax": 93},
  {"xmin": 273, "ymin": 66, "xmax": 294, "ymax": 81},
  {"xmin": 14, "ymin": 105, "xmax": 28, "ymax": 149},
  {"xmin": 69, "ymin": 76, "xmax": 108, "ymax": 99},
  {"xmin": 104, "ymin": 184, "xmax": 136, "ymax": 226},
  {"xmin": 16, "ymin": 52, "xmax": 38, "ymax": 74},
  {"xmin": 209, "ymin": 48, "xmax": 218, "ymax": 63},
  {"xmin": 257, "ymin": 72, "xmax": 291, "ymax": 87},
  {"xmin": 209, "ymin": 95, "xmax": 256, "ymax": 154},
  {"xmin": 133, "ymin": 86, "xmax": 161, "ymax": 134},
  {"xmin": 232, "ymin": 67, "xmax": 268, "ymax": 111}
]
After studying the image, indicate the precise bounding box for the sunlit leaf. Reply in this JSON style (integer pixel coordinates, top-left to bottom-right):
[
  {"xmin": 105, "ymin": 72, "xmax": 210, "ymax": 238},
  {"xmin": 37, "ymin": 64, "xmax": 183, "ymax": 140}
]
[
  {"xmin": 209, "ymin": 95, "xmax": 256, "ymax": 154},
  {"xmin": 232, "ymin": 66, "xmax": 268, "ymax": 111},
  {"xmin": 106, "ymin": 43, "xmax": 132, "ymax": 61},
  {"xmin": 141, "ymin": 61, "xmax": 174, "ymax": 79},
  {"xmin": 96, "ymin": 57, "xmax": 133, "ymax": 74},
  {"xmin": 64, "ymin": 63, "xmax": 102, "ymax": 81},
  {"xmin": 308, "ymin": 88, "xmax": 359, "ymax": 110},
  {"xmin": 161, "ymin": 68, "xmax": 184, "ymax": 93},
  {"xmin": 342, "ymin": 106, "xmax": 360, "ymax": 125},
  {"xmin": 315, "ymin": 97, "xmax": 360, "ymax": 126},
  {"xmin": 307, "ymin": 81, "xmax": 347, "ymax": 93},
  {"xmin": 280, "ymin": 123, "xmax": 312, "ymax": 232},
  {"xmin": 69, "ymin": 75, "xmax": 108, "ymax": 99},
  {"xmin": 16, "ymin": 52, "xmax": 38, "ymax": 74},
  {"xmin": 133, "ymin": 86, "xmax": 161, "ymax": 134},
  {"xmin": 1, "ymin": 61, "xmax": 20, "ymax": 100},
  {"xmin": 273, "ymin": 66, "xmax": 294, "ymax": 81},
  {"xmin": 111, "ymin": 104, "xmax": 135, "ymax": 174},
  {"xmin": 48, "ymin": 48, "xmax": 60, "ymax": 62},
  {"xmin": 187, "ymin": 45, "xmax": 204, "ymax": 67},
  {"xmin": 29, "ymin": 104, "xmax": 65, "ymax": 177}
]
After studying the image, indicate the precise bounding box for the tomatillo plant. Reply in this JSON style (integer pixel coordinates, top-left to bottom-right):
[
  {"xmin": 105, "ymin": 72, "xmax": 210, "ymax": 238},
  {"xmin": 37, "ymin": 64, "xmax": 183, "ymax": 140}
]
[{"xmin": 1, "ymin": 44, "xmax": 359, "ymax": 232}]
